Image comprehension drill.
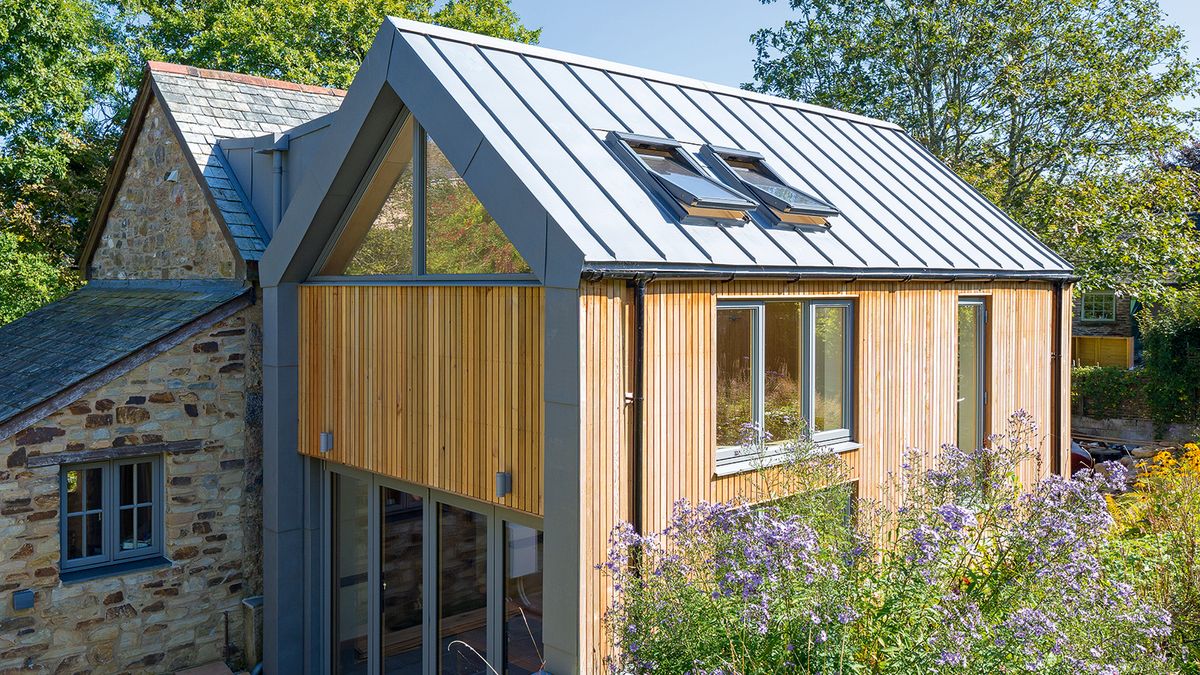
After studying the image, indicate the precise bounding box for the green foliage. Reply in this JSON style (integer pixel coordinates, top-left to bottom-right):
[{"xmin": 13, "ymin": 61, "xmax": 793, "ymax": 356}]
[
  {"xmin": 604, "ymin": 413, "xmax": 1182, "ymax": 673},
  {"xmin": 0, "ymin": 0, "xmax": 128, "ymax": 262},
  {"xmin": 115, "ymin": 0, "xmax": 539, "ymax": 90},
  {"xmin": 1139, "ymin": 291, "xmax": 1200, "ymax": 434},
  {"xmin": 0, "ymin": 231, "xmax": 77, "ymax": 324},
  {"xmin": 750, "ymin": 0, "xmax": 1200, "ymax": 297},
  {"xmin": 1071, "ymin": 365, "xmax": 1142, "ymax": 419}
]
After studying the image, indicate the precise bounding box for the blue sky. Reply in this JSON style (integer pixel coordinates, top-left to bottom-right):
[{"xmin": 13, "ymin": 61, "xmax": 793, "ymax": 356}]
[{"xmin": 510, "ymin": 0, "xmax": 1200, "ymax": 107}]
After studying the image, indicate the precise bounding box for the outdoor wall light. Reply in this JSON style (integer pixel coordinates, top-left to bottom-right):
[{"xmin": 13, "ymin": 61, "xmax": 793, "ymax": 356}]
[
  {"xmin": 495, "ymin": 471, "xmax": 512, "ymax": 498},
  {"xmin": 319, "ymin": 431, "xmax": 333, "ymax": 453}
]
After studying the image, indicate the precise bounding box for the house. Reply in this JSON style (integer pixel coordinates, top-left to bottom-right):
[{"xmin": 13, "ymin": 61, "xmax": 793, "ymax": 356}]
[
  {"xmin": 0, "ymin": 64, "xmax": 341, "ymax": 671},
  {"xmin": 0, "ymin": 17, "xmax": 1074, "ymax": 675},
  {"xmin": 1071, "ymin": 289, "xmax": 1137, "ymax": 368},
  {"xmin": 251, "ymin": 18, "xmax": 1074, "ymax": 675}
]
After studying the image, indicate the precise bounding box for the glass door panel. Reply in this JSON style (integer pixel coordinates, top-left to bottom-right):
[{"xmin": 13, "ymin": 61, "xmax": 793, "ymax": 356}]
[
  {"xmin": 380, "ymin": 487, "xmax": 424, "ymax": 674},
  {"xmin": 957, "ymin": 300, "xmax": 986, "ymax": 450},
  {"xmin": 439, "ymin": 504, "xmax": 489, "ymax": 674},
  {"xmin": 332, "ymin": 473, "xmax": 371, "ymax": 675},
  {"xmin": 504, "ymin": 523, "xmax": 544, "ymax": 674}
]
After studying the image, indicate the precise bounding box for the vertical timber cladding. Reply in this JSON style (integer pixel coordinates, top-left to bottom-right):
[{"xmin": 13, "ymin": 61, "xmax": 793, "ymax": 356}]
[
  {"xmin": 298, "ymin": 284, "xmax": 545, "ymax": 515},
  {"xmin": 578, "ymin": 278, "xmax": 1066, "ymax": 670}
]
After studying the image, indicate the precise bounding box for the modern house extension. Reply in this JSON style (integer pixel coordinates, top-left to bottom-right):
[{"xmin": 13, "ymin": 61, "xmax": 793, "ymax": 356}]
[{"xmin": 254, "ymin": 18, "xmax": 1075, "ymax": 675}]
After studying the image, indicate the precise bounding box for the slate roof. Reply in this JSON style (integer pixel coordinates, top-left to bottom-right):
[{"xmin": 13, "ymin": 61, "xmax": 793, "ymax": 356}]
[
  {"xmin": 0, "ymin": 280, "xmax": 250, "ymax": 428},
  {"xmin": 374, "ymin": 19, "xmax": 1071, "ymax": 277},
  {"xmin": 148, "ymin": 62, "xmax": 344, "ymax": 260}
]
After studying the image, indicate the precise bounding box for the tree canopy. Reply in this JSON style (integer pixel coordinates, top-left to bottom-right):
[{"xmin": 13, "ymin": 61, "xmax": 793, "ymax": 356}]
[{"xmin": 752, "ymin": 0, "xmax": 1200, "ymax": 297}]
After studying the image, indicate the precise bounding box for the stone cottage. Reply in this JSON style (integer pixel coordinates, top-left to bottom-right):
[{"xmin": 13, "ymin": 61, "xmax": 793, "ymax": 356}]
[{"xmin": 0, "ymin": 62, "xmax": 342, "ymax": 673}]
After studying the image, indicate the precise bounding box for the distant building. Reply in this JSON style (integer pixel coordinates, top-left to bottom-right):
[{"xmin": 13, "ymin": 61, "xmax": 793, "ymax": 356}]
[{"xmin": 1071, "ymin": 289, "xmax": 1136, "ymax": 368}]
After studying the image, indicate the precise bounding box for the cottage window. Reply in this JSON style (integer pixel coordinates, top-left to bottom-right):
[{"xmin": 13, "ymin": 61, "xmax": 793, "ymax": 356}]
[
  {"xmin": 700, "ymin": 145, "xmax": 838, "ymax": 226},
  {"xmin": 60, "ymin": 456, "xmax": 163, "ymax": 573},
  {"xmin": 716, "ymin": 300, "xmax": 855, "ymax": 467},
  {"xmin": 607, "ymin": 132, "xmax": 755, "ymax": 224},
  {"xmin": 318, "ymin": 113, "xmax": 530, "ymax": 277},
  {"xmin": 1080, "ymin": 291, "xmax": 1117, "ymax": 322}
]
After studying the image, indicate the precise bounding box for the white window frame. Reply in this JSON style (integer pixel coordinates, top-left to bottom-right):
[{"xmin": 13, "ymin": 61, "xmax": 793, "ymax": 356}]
[
  {"xmin": 1080, "ymin": 290, "xmax": 1117, "ymax": 323},
  {"xmin": 715, "ymin": 299, "xmax": 856, "ymax": 472}
]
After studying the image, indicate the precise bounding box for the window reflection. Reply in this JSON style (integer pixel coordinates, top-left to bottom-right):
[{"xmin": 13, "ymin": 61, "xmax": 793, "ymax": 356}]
[
  {"xmin": 504, "ymin": 523, "xmax": 544, "ymax": 674},
  {"xmin": 716, "ymin": 307, "xmax": 755, "ymax": 446},
  {"xmin": 812, "ymin": 304, "xmax": 847, "ymax": 433},
  {"xmin": 332, "ymin": 474, "xmax": 370, "ymax": 675},
  {"xmin": 424, "ymin": 133, "xmax": 530, "ymax": 275},
  {"xmin": 439, "ymin": 504, "xmax": 489, "ymax": 674},
  {"xmin": 957, "ymin": 301, "xmax": 985, "ymax": 450},
  {"xmin": 764, "ymin": 302, "xmax": 802, "ymax": 443},
  {"xmin": 381, "ymin": 488, "xmax": 423, "ymax": 674}
]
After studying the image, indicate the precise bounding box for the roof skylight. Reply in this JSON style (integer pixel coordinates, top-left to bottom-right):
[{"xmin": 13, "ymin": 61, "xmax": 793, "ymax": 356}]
[
  {"xmin": 701, "ymin": 145, "xmax": 838, "ymax": 227},
  {"xmin": 607, "ymin": 132, "xmax": 755, "ymax": 224}
]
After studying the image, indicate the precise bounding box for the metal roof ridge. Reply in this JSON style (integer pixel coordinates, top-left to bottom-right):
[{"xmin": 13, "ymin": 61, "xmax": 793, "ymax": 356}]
[
  {"xmin": 82, "ymin": 279, "xmax": 252, "ymax": 293},
  {"xmin": 386, "ymin": 16, "xmax": 903, "ymax": 131},
  {"xmin": 147, "ymin": 60, "xmax": 347, "ymax": 97}
]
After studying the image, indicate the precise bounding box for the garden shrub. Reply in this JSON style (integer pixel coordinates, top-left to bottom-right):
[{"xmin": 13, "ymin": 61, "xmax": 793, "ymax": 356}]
[
  {"xmin": 602, "ymin": 413, "xmax": 1178, "ymax": 674},
  {"xmin": 1110, "ymin": 444, "xmax": 1200, "ymax": 670},
  {"xmin": 1139, "ymin": 293, "xmax": 1200, "ymax": 435},
  {"xmin": 1071, "ymin": 365, "xmax": 1142, "ymax": 419}
]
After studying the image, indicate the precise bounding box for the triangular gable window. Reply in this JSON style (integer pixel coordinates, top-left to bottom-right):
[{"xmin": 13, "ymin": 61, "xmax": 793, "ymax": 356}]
[{"xmin": 318, "ymin": 113, "xmax": 530, "ymax": 277}]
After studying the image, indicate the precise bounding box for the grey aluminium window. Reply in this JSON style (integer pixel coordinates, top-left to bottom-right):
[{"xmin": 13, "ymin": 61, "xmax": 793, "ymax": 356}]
[
  {"xmin": 700, "ymin": 145, "xmax": 839, "ymax": 227},
  {"xmin": 957, "ymin": 298, "xmax": 988, "ymax": 451},
  {"xmin": 60, "ymin": 456, "xmax": 163, "ymax": 572},
  {"xmin": 716, "ymin": 299, "xmax": 855, "ymax": 468},
  {"xmin": 607, "ymin": 131, "xmax": 756, "ymax": 225}
]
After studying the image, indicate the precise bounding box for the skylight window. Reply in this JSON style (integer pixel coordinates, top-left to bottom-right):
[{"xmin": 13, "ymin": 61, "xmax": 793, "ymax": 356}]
[
  {"xmin": 607, "ymin": 132, "xmax": 755, "ymax": 224},
  {"xmin": 701, "ymin": 145, "xmax": 839, "ymax": 227}
]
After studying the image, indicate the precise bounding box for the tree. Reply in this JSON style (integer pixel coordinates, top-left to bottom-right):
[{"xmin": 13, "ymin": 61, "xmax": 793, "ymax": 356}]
[
  {"xmin": 0, "ymin": 231, "xmax": 75, "ymax": 325},
  {"xmin": 0, "ymin": 0, "xmax": 128, "ymax": 263},
  {"xmin": 115, "ymin": 0, "xmax": 539, "ymax": 89},
  {"xmin": 751, "ymin": 0, "xmax": 1200, "ymax": 297}
]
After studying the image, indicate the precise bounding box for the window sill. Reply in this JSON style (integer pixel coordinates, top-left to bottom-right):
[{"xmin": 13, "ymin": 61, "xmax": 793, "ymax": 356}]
[
  {"xmin": 60, "ymin": 556, "xmax": 171, "ymax": 585},
  {"xmin": 714, "ymin": 440, "xmax": 861, "ymax": 477}
]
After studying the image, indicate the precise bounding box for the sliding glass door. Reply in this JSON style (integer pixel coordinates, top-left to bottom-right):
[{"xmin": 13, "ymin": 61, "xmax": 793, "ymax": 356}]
[
  {"xmin": 328, "ymin": 468, "xmax": 543, "ymax": 675},
  {"xmin": 332, "ymin": 473, "xmax": 371, "ymax": 675}
]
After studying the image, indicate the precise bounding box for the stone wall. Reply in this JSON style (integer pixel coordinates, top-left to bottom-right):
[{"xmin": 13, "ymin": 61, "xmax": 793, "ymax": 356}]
[
  {"xmin": 89, "ymin": 97, "xmax": 239, "ymax": 281},
  {"xmin": 1071, "ymin": 292, "xmax": 1134, "ymax": 338},
  {"xmin": 0, "ymin": 305, "xmax": 263, "ymax": 673}
]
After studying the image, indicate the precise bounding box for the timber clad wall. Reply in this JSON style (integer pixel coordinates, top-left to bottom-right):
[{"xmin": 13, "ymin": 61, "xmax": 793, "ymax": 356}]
[
  {"xmin": 578, "ymin": 278, "xmax": 1071, "ymax": 670},
  {"xmin": 297, "ymin": 285, "xmax": 545, "ymax": 515}
]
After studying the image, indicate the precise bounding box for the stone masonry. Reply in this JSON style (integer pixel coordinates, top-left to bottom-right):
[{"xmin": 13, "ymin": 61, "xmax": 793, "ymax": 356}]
[
  {"xmin": 88, "ymin": 97, "xmax": 238, "ymax": 281},
  {"xmin": 1071, "ymin": 291, "xmax": 1133, "ymax": 338},
  {"xmin": 0, "ymin": 307, "xmax": 263, "ymax": 673}
]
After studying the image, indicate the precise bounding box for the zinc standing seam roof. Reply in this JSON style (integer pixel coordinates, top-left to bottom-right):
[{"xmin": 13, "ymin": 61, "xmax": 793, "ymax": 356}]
[
  {"xmin": 383, "ymin": 18, "xmax": 1072, "ymax": 278},
  {"xmin": 148, "ymin": 64, "xmax": 344, "ymax": 261}
]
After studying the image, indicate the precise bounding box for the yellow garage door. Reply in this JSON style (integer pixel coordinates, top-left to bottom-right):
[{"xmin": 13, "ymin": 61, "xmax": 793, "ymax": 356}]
[{"xmin": 1072, "ymin": 336, "xmax": 1133, "ymax": 368}]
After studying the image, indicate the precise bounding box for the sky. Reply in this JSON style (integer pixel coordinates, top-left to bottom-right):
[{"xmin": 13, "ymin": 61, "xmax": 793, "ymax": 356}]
[{"xmin": 510, "ymin": 0, "xmax": 1200, "ymax": 106}]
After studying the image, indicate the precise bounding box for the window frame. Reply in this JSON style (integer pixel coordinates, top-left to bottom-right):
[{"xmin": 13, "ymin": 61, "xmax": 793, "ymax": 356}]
[
  {"xmin": 59, "ymin": 455, "xmax": 164, "ymax": 573},
  {"xmin": 322, "ymin": 466, "xmax": 544, "ymax": 675},
  {"xmin": 311, "ymin": 110, "xmax": 537, "ymax": 282},
  {"xmin": 606, "ymin": 131, "xmax": 756, "ymax": 225},
  {"xmin": 956, "ymin": 297, "xmax": 989, "ymax": 451},
  {"xmin": 715, "ymin": 299, "xmax": 856, "ymax": 469},
  {"xmin": 699, "ymin": 145, "xmax": 839, "ymax": 227},
  {"xmin": 1080, "ymin": 290, "xmax": 1117, "ymax": 323}
]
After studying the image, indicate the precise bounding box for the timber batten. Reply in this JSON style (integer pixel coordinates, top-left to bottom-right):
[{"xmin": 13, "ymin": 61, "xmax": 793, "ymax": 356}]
[{"xmin": 298, "ymin": 284, "xmax": 545, "ymax": 515}]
